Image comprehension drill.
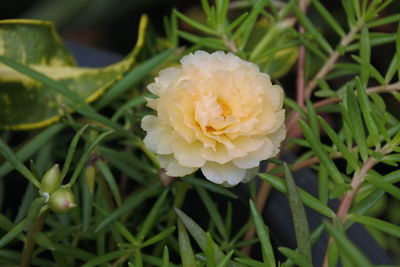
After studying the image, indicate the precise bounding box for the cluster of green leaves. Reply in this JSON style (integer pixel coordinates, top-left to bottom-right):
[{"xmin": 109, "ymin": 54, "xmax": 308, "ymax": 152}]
[
  {"xmin": 167, "ymin": 0, "xmax": 299, "ymax": 78},
  {"xmin": 0, "ymin": 0, "xmax": 400, "ymax": 266}
]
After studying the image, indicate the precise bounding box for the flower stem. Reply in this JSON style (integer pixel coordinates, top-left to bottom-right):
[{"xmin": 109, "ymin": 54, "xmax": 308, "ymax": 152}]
[
  {"xmin": 20, "ymin": 210, "xmax": 48, "ymax": 267},
  {"xmin": 304, "ymin": 21, "xmax": 363, "ymax": 99},
  {"xmin": 321, "ymin": 145, "xmax": 392, "ymax": 267}
]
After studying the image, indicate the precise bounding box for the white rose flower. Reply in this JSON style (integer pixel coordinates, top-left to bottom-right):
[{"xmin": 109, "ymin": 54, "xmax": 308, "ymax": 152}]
[{"xmin": 141, "ymin": 50, "xmax": 286, "ymax": 186}]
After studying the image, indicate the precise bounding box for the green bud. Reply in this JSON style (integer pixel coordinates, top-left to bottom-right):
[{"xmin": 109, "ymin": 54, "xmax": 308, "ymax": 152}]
[
  {"xmin": 48, "ymin": 188, "xmax": 77, "ymax": 214},
  {"xmin": 40, "ymin": 164, "xmax": 61, "ymax": 194}
]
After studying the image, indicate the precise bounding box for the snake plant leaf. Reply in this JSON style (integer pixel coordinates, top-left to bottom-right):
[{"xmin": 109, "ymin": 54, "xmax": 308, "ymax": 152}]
[{"xmin": 0, "ymin": 16, "xmax": 147, "ymax": 130}]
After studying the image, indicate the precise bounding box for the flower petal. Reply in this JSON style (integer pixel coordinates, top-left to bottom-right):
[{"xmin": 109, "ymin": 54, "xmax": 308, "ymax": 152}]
[
  {"xmin": 172, "ymin": 138, "xmax": 206, "ymax": 168},
  {"xmin": 233, "ymin": 138, "xmax": 274, "ymax": 169},
  {"xmin": 141, "ymin": 115, "xmax": 173, "ymax": 154},
  {"xmin": 148, "ymin": 67, "xmax": 181, "ymax": 96},
  {"xmin": 269, "ymin": 125, "xmax": 286, "ymax": 156},
  {"xmin": 201, "ymin": 161, "xmax": 246, "ymax": 186},
  {"xmin": 266, "ymin": 85, "xmax": 284, "ymax": 111},
  {"xmin": 227, "ymin": 136, "xmax": 264, "ymax": 157},
  {"xmin": 201, "ymin": 144, "xmax": 235, "ymax": 164},
  {"xmin": 157, "ymin": 154, "xmax": 197, "ymax": 177}
]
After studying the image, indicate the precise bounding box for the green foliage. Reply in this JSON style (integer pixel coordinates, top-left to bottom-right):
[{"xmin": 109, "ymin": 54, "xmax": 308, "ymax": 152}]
[{"xmin": 1, "ymin": 0, "xmax": 400, "ymax": 266}]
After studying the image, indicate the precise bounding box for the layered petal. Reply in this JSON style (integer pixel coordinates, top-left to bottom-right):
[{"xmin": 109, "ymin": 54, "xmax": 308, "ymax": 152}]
[
  {"xmin": 201, "ymin": 161, "xmax": 246, "ymax": 186},
  {"xmin": 141, "ymin": 115, "xmax": 174, "ymax": 154},
  {"xmin": 141, "ymin": 50, "xmax": 286, "ymax": 186},
  {"xmin": 157, "ymin": 154, "xmax": 197, "ymax": 177}
]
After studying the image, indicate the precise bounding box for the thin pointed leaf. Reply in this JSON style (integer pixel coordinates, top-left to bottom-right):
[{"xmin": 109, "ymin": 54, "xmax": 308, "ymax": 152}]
[
  {"xmin": 61, "ymin": 124, "xmax": 89, "ymax": 178},
  {"xmin": 323, "ymin": 221, "xmax": 372, "ymax": 267},
  {"xmin": 283, "ymin": 163, "xmax": 312, "ymax": 261},
  {"xmin": 355, "ymin": 78, "xmax": 380, "ymax": 147},
  {"xmin": 142, "ymin": 227, "xmax": 175, "ymax": 247},
  {"xmin": 259, "ymin": 173, "xmax": 335, "ymax": 218},
  {"xmin": 217, "ymin": 250, "xmax": 234, "ymax": 267},
  {"xmin": 360, "ymin": 25, "xmax": 371, "ymax": 84},
  {"xmin": 206, "ymin": 233, "xmax": 215, "ymax": 267},
  {"xmin": 234, "ymin": 258, "xmax": 265, "ymax": 267},
  {"xmin": 351, "ymin": 189, "xmax": 385, "ymax": 215},
  {"xmin": 178, "ymin": 219, "xmax": 196, "ymax": 267},
  {"xmin": 346, "ymin": 86, "xmax": 368, "ymax": 161},
  {"xmin": 292, "ymin": 4, "xmax": 332, "ymax": 54},
  {"xmin": 385, "ymin": 56, "xmax": 398, "ymax": 83},
  {"xmin": 201, "ymin": 0, "xmax": 212, "ymax": 19},
  {"xmin": 161, "ymin": 246, "xmax": 170, "ymax": 267},
  {"xmin": 368, "ymin": 13, "xmax": 400, "ymax": 28},
  {"xmin": 95, "ymin": 185, "xmax": 161, "ymax": 232},
  {"xmin": 0, "ymin": 138, "xmax": 40, "ymax": 188},
  {"xmin": 137, "ymin": 189, "xmax": 169, "ymax": 241},
  {"xmin": 225, "ymin": 12, "xmax": 248, "ymax": 34},
  {"xmin": 96, "ymin": 161, "xmax": 122, "ymax": 206},
  {"xmin": 52, "ymin": 244, "xmax": 95, "ymax": 261},
  {"xmin": 342, "ymin": 0, "xmax": 356, "ymax": 26},
  {"xmin": 312, "ymin": 0, "xmax": 345, "ymax": 36},
  {"xmin": 352, "ymin": 55, "xmax": 386, "ymax": 85},
  {"xmin": 348, "ymin": 214, "xmax": 400, "ymax": 238},
  {"xmin": 96, "ymin": 48, "xmax": 173, "ymax": 108},
  {"xmin": 174, "ymin": 9, "xmax": 216, "ymax": 35},
  {"xmin": 299, "ymin": 119, "xmax": 343, "ymax": 183},
  {"xmin": 284, "ymin": 98, "xmax": 307, "ymax": 118},
  {"xmin": 318, "ymin": 116, "xmax": 359, "ymax": 170},
  {"xmin": 196, "ymin": 187, "xmax": 226, "ymax": 239},
  {"xmin": 306, "ymin": 100, "xmax": 319, "ymax": 139},
  {"xmin": 365, "ymin": 174, "xmax": 400, "ymax": 200},
  {"xmin": 278, "ymin": 247, "xmax": 313, "ymax": 267},
  {"xmin": 0, "ymin": 197, "xmax": 44, "ymax": 248},
  {"xmin": 135, "ymin": 250, "xmax": 143, "ymax": 267},
  {"xmin": 67, "ymin": 130, "xmax": 112, "ymax": 187},
  {"xmin": 249, "ymin": 200, "xmax": 275, "ymax": 267},
  {"xmin": 81, "ymin": 250, "xmax": 131, "ymax": 267},
  {"xmin": 174, "ymin": 209, "xmax": 238, "ymax": 266},
  {"xmin": 0, "ymin": 124, "xmax": 64, "ymax": 178}
]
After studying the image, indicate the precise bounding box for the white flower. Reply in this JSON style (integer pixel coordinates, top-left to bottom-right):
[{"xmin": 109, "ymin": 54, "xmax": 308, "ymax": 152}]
[{"xmin": 141, "ymin": 50, "xmax": 285, "ymax": 186}]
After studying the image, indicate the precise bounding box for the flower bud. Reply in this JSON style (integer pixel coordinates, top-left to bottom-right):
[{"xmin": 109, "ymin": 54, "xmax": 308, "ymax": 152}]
[
  {"xmin": 48, "ymin": 188, "xmax": 77, "ymax": 214},
  {"xmin": 40, "ymin": 164, "xmax": 61, "ymax": 194}
]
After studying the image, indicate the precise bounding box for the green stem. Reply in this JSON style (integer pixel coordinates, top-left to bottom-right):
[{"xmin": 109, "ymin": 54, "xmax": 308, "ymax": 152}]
[{"xmin": 20, "ymin": 210, "xmax": 48, "ymax": 267}]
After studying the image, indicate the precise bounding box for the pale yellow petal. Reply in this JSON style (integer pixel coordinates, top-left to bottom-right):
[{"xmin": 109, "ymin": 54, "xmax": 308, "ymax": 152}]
[
  {"xmin": 233, "ymin": 138, "xmax": 273, "ymax": 169},
  {"xmin": 157, "ymin": 154, "xmax": 197, "ymax": 177},
  {"xmin": 141, "ymin": 115, "xmax": 173, "ymax": 154},
  {"xmin": 266, "ymin": 85, "xmax": 284, "ymax": 111},
  {"xmin": 201, "ymin": 161, "xmax": 246, "ymax": 186},
  {"xmin": 172, "ymin": 138, "xmax": 206, "ymax": 168},
  {"xmin": 201, "ymin": 144, "xmax": 234, "ymax": 164},
  {"xmin": 268, "ymin": 125, "xmax": 286, "ymax": 156},
  {"xmin": 227, "ymin": 137, "xmax": 264, "ymax": 157},
  {"xmin": 148, "ymin": 67, "xmax": 181, "ymax": 96}
]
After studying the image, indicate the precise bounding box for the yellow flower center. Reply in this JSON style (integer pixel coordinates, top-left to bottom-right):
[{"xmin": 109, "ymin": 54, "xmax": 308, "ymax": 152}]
[{"xmin": 217, "ymin": 97, "xmax": 231, "ymax": 118}]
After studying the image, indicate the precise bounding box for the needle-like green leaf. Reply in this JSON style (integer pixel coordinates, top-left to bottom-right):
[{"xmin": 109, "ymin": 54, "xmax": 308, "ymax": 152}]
[
  {"xmin": 259, "ymin": 173, "xmax": 335, "ymax": 218},
  {"xmin": 249, "ymin": 200, "xmax": 275, "ymax": 267},
  {"xmin": 283, "ymin": 163, "xmax": 312, "ymax": 262},
  {"xmin": 299, "ymin": 119, "xmax": 343, "ymax": 183},
  {"xmin": 323, "ymin": 221, "xmax": 372, "ymax": 267}
]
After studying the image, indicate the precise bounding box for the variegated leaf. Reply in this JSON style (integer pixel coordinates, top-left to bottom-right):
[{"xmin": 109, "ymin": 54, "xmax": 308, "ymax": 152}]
[{"xmin": 0, "ymin": 16, "xmax": 147, "ymax": 130}]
